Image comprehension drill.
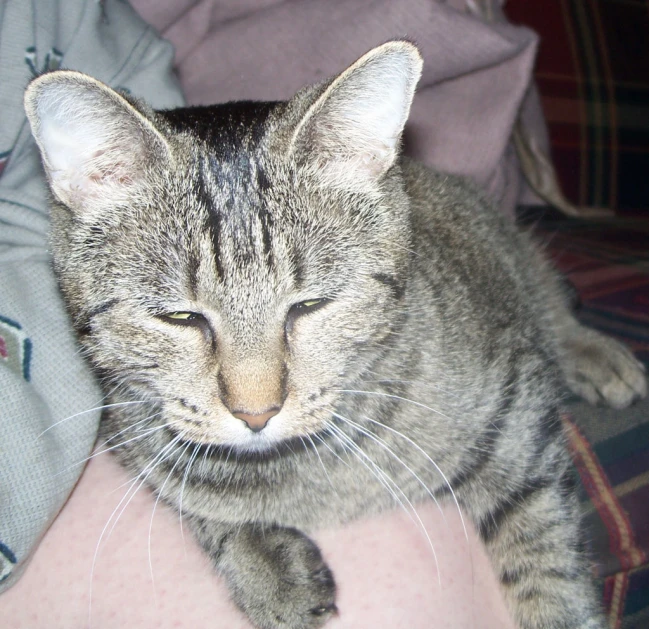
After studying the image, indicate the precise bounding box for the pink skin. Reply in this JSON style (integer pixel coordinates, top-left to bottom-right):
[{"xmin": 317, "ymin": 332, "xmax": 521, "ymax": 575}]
[{"xmin": 0, "ymin": 453, "xmax": 515, "ymax": 628}]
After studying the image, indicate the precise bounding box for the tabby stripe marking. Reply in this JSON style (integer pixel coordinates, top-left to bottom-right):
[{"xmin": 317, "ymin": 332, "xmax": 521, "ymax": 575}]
[
  {"xmin": 258, "ymin": 208, "xmax": 272, "ymax": 255},
  {"xmin": 500, "ymin": 564, "xmax": 579, "ymax": 587},
  {"xmin": 442, "ymin": 417, "xmax": 505, "ymax": 494},
  {"xmin": 439, "ymin": 367, "xmax": 519, "ymax": 495},
  {"xmin": 187, "ymin": 250, "xmax": 200, "ymax": 297},
  {"xmin": 209, "ymin": 213, "xmax": 225, "ymax": 279},
  {"xmin": 289, "ymin": 247, "xmax": 306, "ymax": 290},
  {"xmin": 477, "ymin": 476, "xmax": 552, "ymax": 543},
  {"xmin": 371, "ymin": 273, "xmax": 405, "ymax": 300},
  {"xmin": 78, "ymin": 299, "xmax": 120, "ymax": 335},
  {"xmin": 87, "ymin": 299, "xmax": 119, "ymax": 320}
]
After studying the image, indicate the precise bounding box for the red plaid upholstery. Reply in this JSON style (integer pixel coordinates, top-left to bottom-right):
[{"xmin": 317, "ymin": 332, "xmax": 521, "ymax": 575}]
[
  {"xmin": 508, "ymin": 0, "xmax": 649, "ymax": 215},
  {"xmin": 529, "ymin": 210, "xmax": 649, "ymax": 629}
]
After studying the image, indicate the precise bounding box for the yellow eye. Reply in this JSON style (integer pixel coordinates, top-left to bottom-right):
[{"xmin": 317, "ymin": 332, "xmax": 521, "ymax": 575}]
[
  {"xmin": 167, "ymin": 312, "xmax": 195, "ymax": 320},
  {"xmin": 160, "ymin": 311, "xmax": 206, "ymax": 327},
  {"xmin": 285, "ymin": 299, "xmax": 330, "ymax": 334}
]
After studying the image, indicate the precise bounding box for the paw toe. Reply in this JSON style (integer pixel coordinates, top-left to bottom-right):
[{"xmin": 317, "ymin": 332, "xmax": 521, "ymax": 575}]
[{"xmin": 562, "ymin": 330, "xmax": 647, "ymax": 409}]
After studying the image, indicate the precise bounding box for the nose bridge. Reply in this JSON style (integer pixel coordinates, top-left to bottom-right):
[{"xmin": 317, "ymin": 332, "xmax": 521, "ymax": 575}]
[{"xmin": 218, "ymin": 332, "xmax": 287, "ymax": 414}]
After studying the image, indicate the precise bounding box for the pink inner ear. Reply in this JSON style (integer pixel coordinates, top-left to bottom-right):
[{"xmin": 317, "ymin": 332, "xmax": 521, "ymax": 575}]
[
  {"xmin": 29, "ymin": 77, "xmax": 166, "ymax": 212},
  {"xmin": 48, "ymin": 141, "xmax": 143, "ymax": 212},
  {"xmin": 83, "ymin": 143, "xmax": 139, "ymax": 189}
]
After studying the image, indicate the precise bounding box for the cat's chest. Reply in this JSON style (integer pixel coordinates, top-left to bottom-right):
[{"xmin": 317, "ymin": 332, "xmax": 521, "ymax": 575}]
[{"xmin": 126, "ymin": 430, "xmax": 441, "ymax": 530}]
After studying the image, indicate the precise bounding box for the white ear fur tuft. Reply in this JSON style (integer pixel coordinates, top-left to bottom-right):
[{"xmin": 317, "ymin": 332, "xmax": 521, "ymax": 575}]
[
  {"xmin": 289, "ymin": 41, "xmax": 423, "ymax": 190},
  {"xmin": 24, "ymin": 71, "xmax": 170, "ymax": 213}
]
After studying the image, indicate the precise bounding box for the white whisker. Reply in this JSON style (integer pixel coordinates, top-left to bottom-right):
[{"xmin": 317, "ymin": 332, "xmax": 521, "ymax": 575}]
[
  {"xmin": 55, "ymin": 415, "xmax": 167, "ymax": 478},
  {"xmin": 332, "ymin": 412, "xmax": 447, "ymax": 524},
  {"xmin": 88, "ymin": 434, "xmax": 183, "ymax": 626},
  {"xmin": 333, "ymin": 388, "xmax": 451, "ymax": 421},
  {"xmin": 326, "ymin": 421, "xmax": 441, "ymax": 585},
  {"xmin": 179, "ymin": 443, "xmax": 202, "ymax": 547},
  {"xmin": 39, "ymin": 398, "xmax": 162, "ymax": 437},
  {"xmin": 149, "ymin": 439, "xmax": 192, "ymax": 595},
  {"xmin": 304, "ymin": 434, "xmax": 337, "ymax": 494},
  {"xmin": 362, "ymin": 415, "xmax": 469, "ymax": 543},
  {"xmin": 313, "ymin": 432, "xmax": 352, "ymax": 470}
]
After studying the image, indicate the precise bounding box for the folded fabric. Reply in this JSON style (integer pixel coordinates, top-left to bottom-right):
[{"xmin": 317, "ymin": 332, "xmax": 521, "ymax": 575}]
[{"xmin": 0, "ymin": 0, "xmax": 184, "ymax": 593}]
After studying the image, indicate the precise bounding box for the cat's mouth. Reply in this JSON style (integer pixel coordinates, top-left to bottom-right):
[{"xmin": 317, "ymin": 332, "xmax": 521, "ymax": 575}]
[
  {"xmin": 166, "ymin": 407, "xmax": 329, "ymax": 454},
  {"xmin": 159, "ymin": 389, "xmax": 339, "ymax": 453},
  {"xmin": 168, "ymin": 428, "xmax": 333, "ymax": 465},
  {"xmin": 166, "ymin": 417, "xmax": 277, "ymax": 453}
]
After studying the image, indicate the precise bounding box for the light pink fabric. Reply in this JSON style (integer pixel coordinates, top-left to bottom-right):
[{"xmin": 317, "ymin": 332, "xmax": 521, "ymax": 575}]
[{"xmin": 131, "ymin": 0, "xmax": 548, "ymax": 216}]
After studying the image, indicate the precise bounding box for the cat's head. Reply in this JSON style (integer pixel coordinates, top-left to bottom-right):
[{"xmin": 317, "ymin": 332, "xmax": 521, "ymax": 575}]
[{"xmin": 24, "ymin": 41, "xmax": 422, "ymax": 453}]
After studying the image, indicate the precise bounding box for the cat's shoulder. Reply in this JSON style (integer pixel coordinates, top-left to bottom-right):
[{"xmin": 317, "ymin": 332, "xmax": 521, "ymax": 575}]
[{"xmin": 400, "ymin": 157, "xmax": 522, "ymax": 258}]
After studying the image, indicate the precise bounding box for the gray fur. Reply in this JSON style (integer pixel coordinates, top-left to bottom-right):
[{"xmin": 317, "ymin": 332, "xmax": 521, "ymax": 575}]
[{"xmin": 25, "ymin": 41, "xmax": 646, "ymax": 629}]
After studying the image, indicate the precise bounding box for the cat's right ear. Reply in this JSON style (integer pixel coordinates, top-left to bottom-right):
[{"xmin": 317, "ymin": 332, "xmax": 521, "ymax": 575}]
[
  {"xmin": 286, "ymin": 41, "xmax": 422, "ymax": 192},
  {"xmin": 24, "ymin": 71, "xmax": 171, "ymax": 215}
]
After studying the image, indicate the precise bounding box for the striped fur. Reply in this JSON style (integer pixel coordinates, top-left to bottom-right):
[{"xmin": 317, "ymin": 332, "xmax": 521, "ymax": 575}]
[{"xmin": 25, "ymin": 42, "xmax": 646, "ymax": 628}]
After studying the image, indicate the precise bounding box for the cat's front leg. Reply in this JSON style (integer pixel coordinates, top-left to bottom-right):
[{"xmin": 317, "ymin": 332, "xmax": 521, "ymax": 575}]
[
  {"xmin": 472, "ymin": 468, "xmax": 605, "ymax": 629},
  {"xmin": 188, "ymin": 516, "xmax": 337, "ymax": 629}
]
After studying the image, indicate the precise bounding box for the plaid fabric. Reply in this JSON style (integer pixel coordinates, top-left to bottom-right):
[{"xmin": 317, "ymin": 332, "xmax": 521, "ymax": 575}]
[
  {"xmin": 528, "ymin": 210, "xmax": 649, "ymax": 628},
  {"xmin": 507, "ymin": 1, "xmax": 649, "ymax": 215}
]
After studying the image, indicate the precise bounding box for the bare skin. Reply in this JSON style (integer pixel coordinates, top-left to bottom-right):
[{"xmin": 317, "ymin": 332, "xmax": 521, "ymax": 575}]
[{"xmin": 0, "ymin": 453, "xmax": 515, "ymax": 629}]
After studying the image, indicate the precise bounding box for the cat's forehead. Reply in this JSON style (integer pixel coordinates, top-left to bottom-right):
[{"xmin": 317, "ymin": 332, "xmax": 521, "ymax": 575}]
[
  {"xmin": 198, "ymin": 150, "xmax": 272, "ymax": 223},
  {"xmin": 192, "ymin": 148, "xmax": 341, "ymax": 292},
  {"xmin": 146, "ymin": 102, "xmax": 373, "ymax": 308}
]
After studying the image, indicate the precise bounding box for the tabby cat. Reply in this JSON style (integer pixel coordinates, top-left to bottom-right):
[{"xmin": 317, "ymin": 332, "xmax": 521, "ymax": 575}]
[{"xmin": 24, "ymin": 41, "xmax": 646, "ymax": 629}]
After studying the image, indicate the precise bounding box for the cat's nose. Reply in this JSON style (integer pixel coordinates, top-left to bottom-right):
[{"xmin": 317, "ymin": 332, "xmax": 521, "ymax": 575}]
[{"xmin": 232, "ymin": 408, "xmax": 280, "ymax": 433}]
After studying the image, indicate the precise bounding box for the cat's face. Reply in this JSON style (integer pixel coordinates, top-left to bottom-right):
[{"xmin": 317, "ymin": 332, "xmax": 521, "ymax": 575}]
[
  {"xmin": 70, "ymin": 140, "xmax": 408, "ymax": 452},
  {"xmin": 24, "ymin": 42, "xmax": 422, "ymax": 452}
]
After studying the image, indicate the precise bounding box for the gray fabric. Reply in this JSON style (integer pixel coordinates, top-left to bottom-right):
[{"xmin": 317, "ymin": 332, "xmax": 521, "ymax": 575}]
[{"xmin": 0, "ymin": 0, "xmax": 184, "ymax": 592}]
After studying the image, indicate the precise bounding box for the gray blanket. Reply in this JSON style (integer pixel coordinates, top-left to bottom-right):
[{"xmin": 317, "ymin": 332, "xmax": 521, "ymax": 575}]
[{"xmin": 0, "ymin": 0, "xmax": 184, "ymax": 591}]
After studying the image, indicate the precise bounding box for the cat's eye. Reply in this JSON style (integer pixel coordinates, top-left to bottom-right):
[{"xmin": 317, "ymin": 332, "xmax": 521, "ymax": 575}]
[
  {"xmin": 160, "ymin": 311, "xmax": 205, "ymax": 326},
  {"xmin": 167, "ymin": 312, "xmax": 195, "ymax": 320},
  {"xmin": 299, "ymin": 299, "xmax": 324, "ymax": 309},
  {"xmin": 289, "ymin": 299, "xmax": 328, "ymax": 315},
  {"xmin": 286, "ymin": 299, "xmax": 329, "ymax": 335}
]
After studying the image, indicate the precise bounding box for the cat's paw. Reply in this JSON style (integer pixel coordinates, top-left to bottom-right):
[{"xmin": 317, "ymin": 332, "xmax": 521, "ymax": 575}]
[
  {"xmin": 561, "ymin": 327, "xmax": 647, "ymax": 409},
  {"xmin": 223, "ymin": 525, "xmax": 337, "ymax": 629}
]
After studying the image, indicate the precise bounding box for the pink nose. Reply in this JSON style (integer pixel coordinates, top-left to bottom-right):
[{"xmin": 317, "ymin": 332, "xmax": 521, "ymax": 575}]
[{"xmin": 232, "ymin": 408, "xmax": 280, "ymax": 433}]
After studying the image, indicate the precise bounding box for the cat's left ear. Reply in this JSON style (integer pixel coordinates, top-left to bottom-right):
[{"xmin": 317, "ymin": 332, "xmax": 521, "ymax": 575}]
[
  {"xmin": 24, "ymin": 71, "xmax": 171, "ymax": 215},
  {"xmin": 287, "ymin": 41, "xmax": 423, "ymax": 191}
]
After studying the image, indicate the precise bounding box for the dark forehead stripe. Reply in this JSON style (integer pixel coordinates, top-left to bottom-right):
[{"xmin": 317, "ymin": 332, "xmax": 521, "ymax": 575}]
[
  {"xmin": 205, "ymin": 213, "xmax": 224, "ymax": 279},
  {"xmin": 160, "ymin": 102, "xmax": 282, "ymax": 279},
  {"xmin": 288, "ymin": 245, "xmax": 306, "ymax": 290},
  {"xmin": 257, "ymin": 206, "xmax": 274, "ymax": 260},
  {"xmin": 158, "ymin": 100, "xmax": 279, "ymax": 146}
]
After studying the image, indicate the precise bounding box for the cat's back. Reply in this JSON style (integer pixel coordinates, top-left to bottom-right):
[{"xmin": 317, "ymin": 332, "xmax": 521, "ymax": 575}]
[{"xmin": 402, "ymin": 158, "xmax": 551, "ymax": 354}]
